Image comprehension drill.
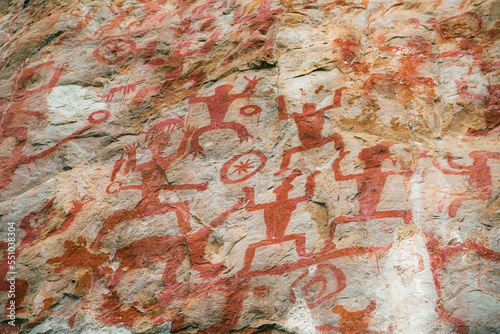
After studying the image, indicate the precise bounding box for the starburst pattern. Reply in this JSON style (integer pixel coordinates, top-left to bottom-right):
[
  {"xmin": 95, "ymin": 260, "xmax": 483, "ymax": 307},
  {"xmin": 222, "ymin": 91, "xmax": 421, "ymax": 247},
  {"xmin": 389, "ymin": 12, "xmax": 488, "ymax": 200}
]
[{"xmin": 232, "ymin": 159, "xmax": 255, "ymax": 175}]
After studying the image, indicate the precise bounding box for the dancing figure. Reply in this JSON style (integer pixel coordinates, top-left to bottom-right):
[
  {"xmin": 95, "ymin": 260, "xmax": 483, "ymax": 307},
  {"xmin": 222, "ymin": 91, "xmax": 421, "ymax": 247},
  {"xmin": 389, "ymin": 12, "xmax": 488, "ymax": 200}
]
[
  {"xmin": 274, "ymin": 87, "xmax": 346, "ymax": 175},
  {"xmin": 433, "ymin": 150, "xmax": 500, "ymax": 217},
  {"xmin": 240, "ymin": 170, "xmax": 319, "ymax": 272},
  {"xmin": 187, "ymin": 76, "xmax": 264, "ymax": 157},
  {"xmin": 91, "ymin": 122, "xmax": 208, "ymax": 249},
  {"xmin": 326, "ymin": 142, "xmax": 413, "ymax": 248}
]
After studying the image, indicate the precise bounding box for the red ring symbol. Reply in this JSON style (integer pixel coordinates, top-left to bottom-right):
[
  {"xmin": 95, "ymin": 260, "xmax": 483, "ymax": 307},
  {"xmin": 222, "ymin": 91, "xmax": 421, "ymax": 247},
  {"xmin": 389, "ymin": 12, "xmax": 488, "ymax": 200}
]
[
  {"xmin": 220, "ymin": 150, "xmax": 267, "ymax": 184},
  {"xmin": 239, "ymin": 105, "xmax": 262, "ymax": 117},
  {"xmin": 106, "ymin": 181, "xmax": 122, "ymax": 194},
  {"xmin": 88, "ymin": 110, "xmax": 110, "ymax": 124},
  {"xmin": 290, "ymin": 264, "xmax": 346, "ymax": 308}
]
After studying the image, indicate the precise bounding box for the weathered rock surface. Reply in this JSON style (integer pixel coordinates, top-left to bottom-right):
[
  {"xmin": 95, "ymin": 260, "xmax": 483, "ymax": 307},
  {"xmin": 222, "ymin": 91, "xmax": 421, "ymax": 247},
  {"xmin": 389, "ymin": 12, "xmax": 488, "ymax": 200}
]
[{"xmin": 0, "ymin": 0, "xmax": 499, "ymax": 333}]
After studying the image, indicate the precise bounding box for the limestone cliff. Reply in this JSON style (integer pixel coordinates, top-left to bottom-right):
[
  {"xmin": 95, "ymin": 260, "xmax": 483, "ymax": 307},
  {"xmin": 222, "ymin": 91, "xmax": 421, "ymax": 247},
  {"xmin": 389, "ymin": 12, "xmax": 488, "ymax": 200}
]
[{"xmin": 0, "ymin": 0, "xmax": 499, "ymax": 333}]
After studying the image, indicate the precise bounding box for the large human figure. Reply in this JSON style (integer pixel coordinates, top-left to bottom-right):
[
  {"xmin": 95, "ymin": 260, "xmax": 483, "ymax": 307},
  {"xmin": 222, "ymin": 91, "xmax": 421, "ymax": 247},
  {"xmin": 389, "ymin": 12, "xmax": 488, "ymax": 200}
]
[
  {"xmin": 90, "ymin": 123, "xmax": 208, "ymax": 250},
  {"xmin": 187, "ymin": 76, "xmax": 264, "ymax": 157},
  {"xmin": 240, "ymin": 170, "xmax": 319, "ymax": 272},
  {"xmin": 326, "ymin": 141, "xmax": 413, "ymax": 248},
  {"xmin": 274, "ymin": 87, "xmax": 346, "ymax": 175}
]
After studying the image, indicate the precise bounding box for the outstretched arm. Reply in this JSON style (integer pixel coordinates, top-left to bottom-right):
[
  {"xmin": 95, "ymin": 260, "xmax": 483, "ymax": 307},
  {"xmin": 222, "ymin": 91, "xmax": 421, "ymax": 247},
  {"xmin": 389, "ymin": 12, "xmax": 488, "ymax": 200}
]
[
  {"xmin": 242, "ymin": 187, "xmax": 266, "ymax": 211},
  {"xmin": 161, "ymin": 125, "xmax": 197, "ymax": 166},
  {"xmin": 210, "ymin": 198, "xmax": 246, "ymax": 228},
  {"xmin": 188, "ymin": 90, "xmax": 208, "ymax": 104},
  {"xmin": 231, "ymin": 76, "xmax": 264, "ymax": 99},
  {"xmin": 445, "ymin": 152, "xmax": 469, "ymax": 170},
  {"xmin": 432, "ymin": 158, "xmax": 468, "ymax": 175},
  {"xmin": 486, "ymin": 152, "xmax": 500, "ymax": 160}
]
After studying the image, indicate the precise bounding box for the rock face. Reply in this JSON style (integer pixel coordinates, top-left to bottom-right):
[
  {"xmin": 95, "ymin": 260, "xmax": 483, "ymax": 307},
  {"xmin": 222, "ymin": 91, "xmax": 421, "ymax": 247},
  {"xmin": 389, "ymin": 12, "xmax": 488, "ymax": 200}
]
[{"xmin": 0, "ymin": 0, "xmax": 499, "ymax": 333}]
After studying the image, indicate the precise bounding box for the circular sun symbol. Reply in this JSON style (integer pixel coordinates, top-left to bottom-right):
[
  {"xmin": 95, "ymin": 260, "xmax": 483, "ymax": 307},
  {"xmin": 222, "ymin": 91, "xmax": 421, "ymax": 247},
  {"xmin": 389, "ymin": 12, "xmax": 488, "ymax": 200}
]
[
  {"xmin": 220, "ymin": 150, "xmax": 267, "ymax": 184},
  {"xmin": 93, "ymin": 39, "xmax": 136, "ymax": 65}
]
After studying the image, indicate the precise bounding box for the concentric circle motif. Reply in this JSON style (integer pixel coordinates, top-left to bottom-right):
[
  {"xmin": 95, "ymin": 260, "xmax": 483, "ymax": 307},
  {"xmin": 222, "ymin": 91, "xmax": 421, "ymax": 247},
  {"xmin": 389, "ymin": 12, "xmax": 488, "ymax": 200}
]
[
  {"xmin": 239, "ymin": 105, "xmax": 262, "ymax": 117},
  {"xmin": 290, "ymin": 264, "xmax": 346, "ymax": 308},
  {"xmin": 88, "ymin": 110, "xmax": 110, "ymax": 124}
]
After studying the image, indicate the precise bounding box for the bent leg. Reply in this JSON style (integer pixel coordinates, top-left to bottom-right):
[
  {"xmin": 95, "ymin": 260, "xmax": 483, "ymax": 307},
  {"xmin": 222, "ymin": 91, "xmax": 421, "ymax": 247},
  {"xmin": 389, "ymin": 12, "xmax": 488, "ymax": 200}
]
[
  {"xmin": 169, "ymin": 200, "xmax": 191, "ymax": 235},
  {"xmin": 90, "ymin": 208, "xmax": 141, "ymax": 249},
  {"xmin": 324, "ymin": 215, "xmax": 364, "ymax": 250},
  {"xmin": 216, "ymin": 122, "xmax": 252, "ymax": 142},
  {"xmin": 274, "ymin": 145, "xmax": 308, "ymax": 176},
  {"xmin": 188, "ymin": 125, "xmax": 214, "ymax": 157}
]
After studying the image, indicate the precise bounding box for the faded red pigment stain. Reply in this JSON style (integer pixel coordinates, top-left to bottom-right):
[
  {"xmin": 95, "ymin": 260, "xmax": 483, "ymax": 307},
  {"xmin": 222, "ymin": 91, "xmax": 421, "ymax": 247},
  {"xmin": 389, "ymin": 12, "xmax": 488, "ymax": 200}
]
[
  {"xmin": 327, "ymin": 140, "xmax": 413, "ymax": 248},
  {"xmin": 0, "ymin": 60, "xmax": 67, "ymax": 189},
  {"xmin": 363, "ymin": 37, "xmax": 436, "ymax": 105},
  {"xmin": 88, "ymin": 1, "xmax": 279, "ymax": 109},
  {"xmin": 466, "ymin": 84, "xmax": 500, "ymax": 136},
  {"xmin": 45, "ymin": 196, "xmax": 92, "ymax": 236},
  {"xmin": 0, "ymin": 197, "xmax": 60, "ymax": 319},
  {"xmin": 91, "ymin": 120, "xmax": 208, "ymax": 250},
  {"xmin": 196, "ymin": 276, "xmax": 251, "ymax": 334},
  {"xmin": 332, "ymin": 38, "xmax": 369, "ymax": 74},
  {"xmin": 435, "ymin": 12, "xmax": 500, "ymax": 75},
  {"xmin": 223, "ymin": 1, "xmax": 281, "ymax": 65},
  {"xmin": 97, "ymin": 291, "xmax": 144, "ymax": 328},
  {"xmin": 0, "ymin": 109, "xmax": 109, "ymax": 190},
  {"xmin": 425, "ymin": 232, "xmax": 500, "ymax": 334},
  {"xmin": 433, "ymin": 150, "xmax": 500, "ymax": 217},
  {"xmin": 187, "ymin": 76, "xmax": 263, "ymax": 158},
  {"xmin": 274, "ymin": 88, "xmax": 345, "ymax": 175}
]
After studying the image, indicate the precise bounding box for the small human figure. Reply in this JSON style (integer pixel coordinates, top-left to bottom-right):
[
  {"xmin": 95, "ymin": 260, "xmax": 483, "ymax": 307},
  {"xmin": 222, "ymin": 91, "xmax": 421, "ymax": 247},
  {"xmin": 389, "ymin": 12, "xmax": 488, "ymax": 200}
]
[
  {"xmin": 274, "ymin": 87, "xmax": 346, "ymax": 175},
  {"xmin": 433, "ymin": 150, "xmax": 500, "ymax": 217},
  {"xmin": 91, "ymin": 123, "xmax": 208, "ymax": 250},
  {"xmin": 363, "ymin": 37, "xmax": 436, "ymax": 105},
  {"xmin": 326, "ymin": 141, "xmax": 413, "ymax": 248},
  {"xmin": 239, "ymin": 170, "xmax": 319, "ymax": 272},
  {"xmin": 187, "ymin": 76, "xmax": 264, "ymax": 157}
]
